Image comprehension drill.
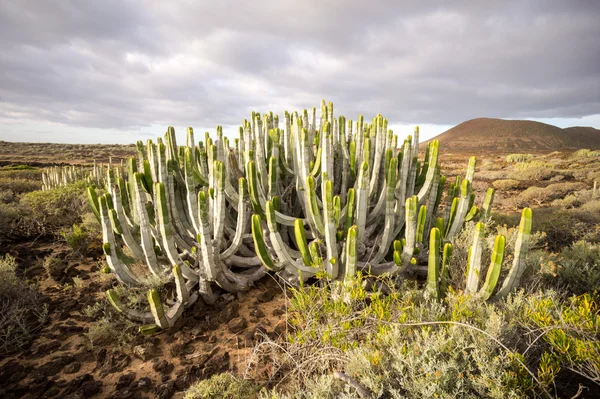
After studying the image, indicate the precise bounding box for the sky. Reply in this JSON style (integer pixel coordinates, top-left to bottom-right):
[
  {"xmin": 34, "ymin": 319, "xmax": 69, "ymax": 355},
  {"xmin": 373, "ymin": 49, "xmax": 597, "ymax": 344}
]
[{"xmin": 1, "ymin": 1, "xmax": 599, "ymax": 144}]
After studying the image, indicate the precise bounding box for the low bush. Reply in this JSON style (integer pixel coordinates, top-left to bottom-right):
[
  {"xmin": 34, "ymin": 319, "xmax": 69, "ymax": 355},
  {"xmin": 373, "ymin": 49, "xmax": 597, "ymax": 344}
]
[
  {"xmin": 20, "ymin": 182, "xmax": 89, "ymax": 236},
  {"xmin": 514, "ymin": 182, "xmax": 586, "ymax": 207},
  {"xmin": 0, "ymin": 177, "xmax": 40, "ymax": 194},
  {"xmin": 61, "ymin": 213, "xmax": 102, "ymax": 256},
  {"xmin": 492, "ymin": 179, "xmax": 522, "ymax": 191},
  {"xmin": 253, "ymin": 279, "xmax": 598, "ymax": 398},
  {"xmin": 0, "ymin": 255, "xmax": 48, "ymax": 355},
  {"xmin": 505, "ymin": 153, "xmax": 532, "ymax": 163},
  {"xmin": 537, "ymin": 241, "xmax": 600, "ymax": 295},
  {"xmin": 185, "ymin": 373, "xmax": 258, "ymax": 399}
]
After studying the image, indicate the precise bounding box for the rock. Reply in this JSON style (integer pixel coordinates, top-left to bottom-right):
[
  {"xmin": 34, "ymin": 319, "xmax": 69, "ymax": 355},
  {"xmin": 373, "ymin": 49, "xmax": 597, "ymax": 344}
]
[
  {"xmin": 174, "ymin": 375, "xmax": 189, "ymax": 391},
  {"xmin": 272, "ymin": 306, "xmax": 285, "ymax": 316},
  {"xmin": 38, "ymin": 354, "xmax": 74, "ymax": 376},
  {"xmin": 249, "ymin": 308, "xmax": 265, "ymax": 318},
  {"xmin": 256, "ymin": 288, "xmax": 277, "ymax": 303},
  {"xmin": 155, "ymin": 380, "xmax": 175, "ymax": 399},
  {"xmin": 132, "ymin": 342, "xmax": 157, "ymax": 361},
  {"xmin": 115, "ymin": 371, "xmax": 136, "ymax": 390},
  {"xmin": 137, "ymin": 377, "xmax": 153, "ymax": 391},
  {"xmin": 108, "ymin": 388, "xmax": 134, "ymax": 399},
  {"xmin": 63, "ymin": 361, "xmax": 82, "ymax": 374},
  {"xmin": 228, "ymin": 317, "xmax": 247, "ymax": 334},
  {"xmin": 62, "ymin": 374, "xmax": 102, "ymax": 398},
  {"xmin": 202, "ymin": 351, "xmax": 230, "ymax": 379},
  {"xmin": 152, "ymin": 359, "xmax": 174, "ymax": 380}
]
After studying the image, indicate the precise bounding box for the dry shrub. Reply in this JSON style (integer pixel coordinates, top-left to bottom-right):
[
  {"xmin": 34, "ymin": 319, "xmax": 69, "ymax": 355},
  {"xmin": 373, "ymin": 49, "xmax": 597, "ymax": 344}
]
[
  {"xmin": 492, "ymin": 179, "xmax": 522, "ymax": 191},
  {"xmin": 514, "ymin": 182, "xmax": 586, "ymax": 207},
  {"xmin": 0, "ymin": 255, "xmax": 48, "ymax": 355}
]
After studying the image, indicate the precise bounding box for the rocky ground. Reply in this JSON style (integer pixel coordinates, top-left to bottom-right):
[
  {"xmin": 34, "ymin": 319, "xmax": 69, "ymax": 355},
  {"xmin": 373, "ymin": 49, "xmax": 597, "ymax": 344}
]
[{"xmin": 0, "ymin": 240, "xmax": 288, "ymax": 399}]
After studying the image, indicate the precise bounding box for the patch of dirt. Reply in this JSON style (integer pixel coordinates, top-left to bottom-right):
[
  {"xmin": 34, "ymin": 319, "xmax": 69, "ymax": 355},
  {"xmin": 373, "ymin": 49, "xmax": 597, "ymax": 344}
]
[{"xmin": 0, "ymin": 240, "xmax": 289, "ymax": 398}]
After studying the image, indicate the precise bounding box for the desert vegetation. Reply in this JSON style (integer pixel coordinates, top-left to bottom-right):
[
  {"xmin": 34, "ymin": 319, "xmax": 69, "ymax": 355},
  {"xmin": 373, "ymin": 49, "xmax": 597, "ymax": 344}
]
[{"xmin": 0, "ymin": 103, "xmax": 598, "ymax": 398}]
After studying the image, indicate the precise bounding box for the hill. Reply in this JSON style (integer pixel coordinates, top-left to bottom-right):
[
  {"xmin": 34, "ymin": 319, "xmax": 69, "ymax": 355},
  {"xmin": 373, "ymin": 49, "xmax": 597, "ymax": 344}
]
[{"xmin": 423, "ymin": 118, "xmax": 600, "ymax": 153}]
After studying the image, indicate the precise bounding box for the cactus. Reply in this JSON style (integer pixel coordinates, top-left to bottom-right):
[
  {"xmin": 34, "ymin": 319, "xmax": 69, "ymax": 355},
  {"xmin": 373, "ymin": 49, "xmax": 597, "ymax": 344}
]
[
  {"xmin": 427, "ymin": 207, "xmax": 532, "ymax": 302},
  {"xmin": 88, "ymin": 101, "xmax": 526, "ymax": 329}
]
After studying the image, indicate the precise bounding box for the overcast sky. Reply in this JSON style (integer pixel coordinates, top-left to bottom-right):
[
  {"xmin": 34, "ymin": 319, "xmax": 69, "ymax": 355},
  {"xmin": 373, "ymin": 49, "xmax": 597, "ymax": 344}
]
[{"xmin": 1, "ymin": 1, "xmax": 599, "ymax": 144}]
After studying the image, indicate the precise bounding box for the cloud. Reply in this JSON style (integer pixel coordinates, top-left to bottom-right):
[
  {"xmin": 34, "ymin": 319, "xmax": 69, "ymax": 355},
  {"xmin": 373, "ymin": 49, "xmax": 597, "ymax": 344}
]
[{"xmin": 0, "ymin": 0, "xmax": 599, "ymax": 143}]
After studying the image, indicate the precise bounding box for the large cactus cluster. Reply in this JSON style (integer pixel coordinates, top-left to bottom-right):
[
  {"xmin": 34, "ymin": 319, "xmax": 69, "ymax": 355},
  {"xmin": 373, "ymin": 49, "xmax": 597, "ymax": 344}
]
[
  {"xmin": 87, "ymin": 101, "xmax": 532, "ymax": 330},
  {"xmin": 42, "ymin": 162, "xmax": 107, "ymax": 190}
]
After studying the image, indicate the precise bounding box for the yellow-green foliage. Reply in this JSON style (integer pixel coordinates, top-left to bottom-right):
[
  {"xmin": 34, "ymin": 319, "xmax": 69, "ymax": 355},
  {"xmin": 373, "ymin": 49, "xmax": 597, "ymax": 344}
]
[
  {"xmin": 185, "ymin": 373, "xmax": 258, "ymax": 399},
  {"xmin": 506, "ymin": 153, "xmax": 532, "ymax": 163},
  {"xmin": 257, "ymin": 280, "xmax": 598, "ymax": 398},
  {"xmin": 492, "ymin": 179, "xmax": 522, "ymax": 191},
  {"xmin": 572, "ymin": 149, "xmax": 600, "ymax": 159},
  {"xmin": 20, "ymin": 182, "xmax": 89, "ymax": 235},
  {"xmin": 527, "ymin": 292, "xmax": 600, "ymax": 384}
]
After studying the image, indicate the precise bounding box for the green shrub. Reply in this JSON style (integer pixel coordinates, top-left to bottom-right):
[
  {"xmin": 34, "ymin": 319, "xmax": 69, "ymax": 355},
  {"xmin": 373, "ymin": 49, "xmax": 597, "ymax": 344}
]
[
  {"xmin": 538, "ymin": 241, "xmax": 600, "ymax": 295},
  {"xmin": 0, "ymin": 255, "xmax": 48, "ymax": 355},
  {"xmin": 185, "ymin": 373, "xmax": 258, "ymax": 399},
  {"xmin": 571, "ymin": 149, "xmax": 600, "ymax": 159},
  {"xmin": 20, "ymin": 182, "xmax": 88, "ymax": 235},
  {"xmin": 0, "ymin": 177, "xmax": 40, "ymax": 194},
  {"xmin": 256, "ymin": 281, "xmax": 595, "ymax": 398}
]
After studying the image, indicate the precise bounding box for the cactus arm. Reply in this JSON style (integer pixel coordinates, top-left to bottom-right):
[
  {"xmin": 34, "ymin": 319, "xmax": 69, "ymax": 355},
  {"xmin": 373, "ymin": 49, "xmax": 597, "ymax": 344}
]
[
  {"xmin": 480, "ymin": 188, "xmax": 495, "ymax": 220},
  {"xmin": 251, "ymin": 212, "xmax": 283, "ymax": 270},
  {"xmin": 106, "ymin": 290, "xmax": 154, "ymax": 323},
  {"xmin": 197, "ymin": 191, "xmax": 217, "ymax": 281},
  {"xmin": 401, "ymin": 195, "xmax": 418, "ymax": 268},
  {"xmin": 368, "ymin": 117, "xmax": 385, "ymax": 199},
  {"xmin": 495, "ymin": 208, "xmax": 532, "ymax": 298},
  {"xmin": 212, "ymin": 161, "xmax": 226, "ymax": 251},
  {"xmin": 480, "ymin": 235, "xmax": 505, "ymax": 300},
  {"xmin": 416, "ymin": 205, "xmax": 427, "ymax": 245},
  {"xmin": 465, "ymin": 156, "xmax": 476, "ymax": 182},
  {"xmin": 416, "ymin": 140, "xmax": 439, "ymax": 203},
  {"xmin": 133, "ymin": 173, "xmax": 163, "ymax": 276},
  {"xmin": 373, "ymin": 157, "xmax": 398, "ymax": 263},
  {"xmin": 440, "ymin": 243, "xmax": 452, "ymax": 298},
  {"xmin": 183, "ymin": 148, "xmax": 201, "ymax": 234},
  {"xmin": 321, "ymin": 176, "xmax": 339, "ymax": 278},
  {"xmin": 427, "ymin": 227, "xmax": 441, "ymax": 299},
  {"xmin": 87, "ymin": 186, "xmax": 101, "ymax": 222},
  {"xmin": 446, "ymin": 180, "xmax": 471, "ymax": 240},
  {"xmin": 221, "ymin": 178, "xmax": 250, "ymax": 259},
  {"xmin": 355, "ymin": 161, "xmax": 370, "ymax": 241},
  {"xmin": 344, "ymin": 225, "xmax": 358, "ymax": 281},
  {"xmin": 294, "ymin": 218, "xmax": 313, "ymax": 266},
  {"xmin": 99, "ymin": 195, "xmax": 139, "ymax": 285},
  {"xmin": 110, "ymin": 183, "xmax": 146, "ymax": 260},
  {"xmin": 465, "ymin": 222, "xmax": 485, "ymax": 293}
]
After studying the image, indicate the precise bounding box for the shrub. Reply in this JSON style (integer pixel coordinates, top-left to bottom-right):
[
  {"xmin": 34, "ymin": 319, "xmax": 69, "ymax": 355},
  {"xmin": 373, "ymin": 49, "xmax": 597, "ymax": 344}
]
[
  {"xmin": 514, "ymin": 182, "xmax": 586, "ymax": 207},
  {"xmin": 255, "ymin": 281, "xmax": 595, "ymax": 398},
  {"xmin": 492, "ymin": 179, "xmax": 522, "ymax": 191},
  {"xmin": 572, "ymin": 149, "xmax": 600, "ymax": 159},
  {"xmin": 510, "ymin": 161, "xmax": 557, "ymax": 181},
  {"xmin": 0, "ymin": 178, "xmax": 40, "ymax": 194},
  {"xmin": 185, "ymin": 373, "xmax": 258, "ymax": 399},
  {"xmin": 0, "ymin": 255, "xmax": 48, "ymax": 355},
  {"xmin": 83, "ymin": 301, "xmax": 137, "ymax": 348},
  {"xmin": 505, "ymin": 153, "xmax": 532, "ymax": 163},
  {"xmin": 20, "ymin": 182, "xmax": 88, "ymax": 236},
  {"xmin": 537, "ymin": 241, "xmax": 600, "ymax": 295}
]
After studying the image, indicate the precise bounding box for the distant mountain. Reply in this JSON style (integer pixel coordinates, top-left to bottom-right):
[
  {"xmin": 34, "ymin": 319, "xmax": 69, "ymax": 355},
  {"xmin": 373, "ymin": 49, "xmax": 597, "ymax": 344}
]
[{"xmin": 422, "ymin": 118, "xmax": 600, "ymax": 152}]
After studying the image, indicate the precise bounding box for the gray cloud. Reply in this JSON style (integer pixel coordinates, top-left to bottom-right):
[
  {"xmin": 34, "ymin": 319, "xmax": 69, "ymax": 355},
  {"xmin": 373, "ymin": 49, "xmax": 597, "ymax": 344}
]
[{"xmin": 1, "ymin": 0, "xmax": 599, "ymax": 141}]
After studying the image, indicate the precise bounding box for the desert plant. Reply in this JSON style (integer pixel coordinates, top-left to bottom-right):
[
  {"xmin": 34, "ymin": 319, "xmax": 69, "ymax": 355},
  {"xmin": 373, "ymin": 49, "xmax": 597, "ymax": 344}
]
[
  {"xmin": 506, "ymin": 153, "xmax": 532, "ymax": 163},
  {"xmin": 94, "ymin": 101, "xmax": 512, "ymax": 331},
  {"xmin": 0, "ymin": 255, "xmax": 48, "ymax": 355}
]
